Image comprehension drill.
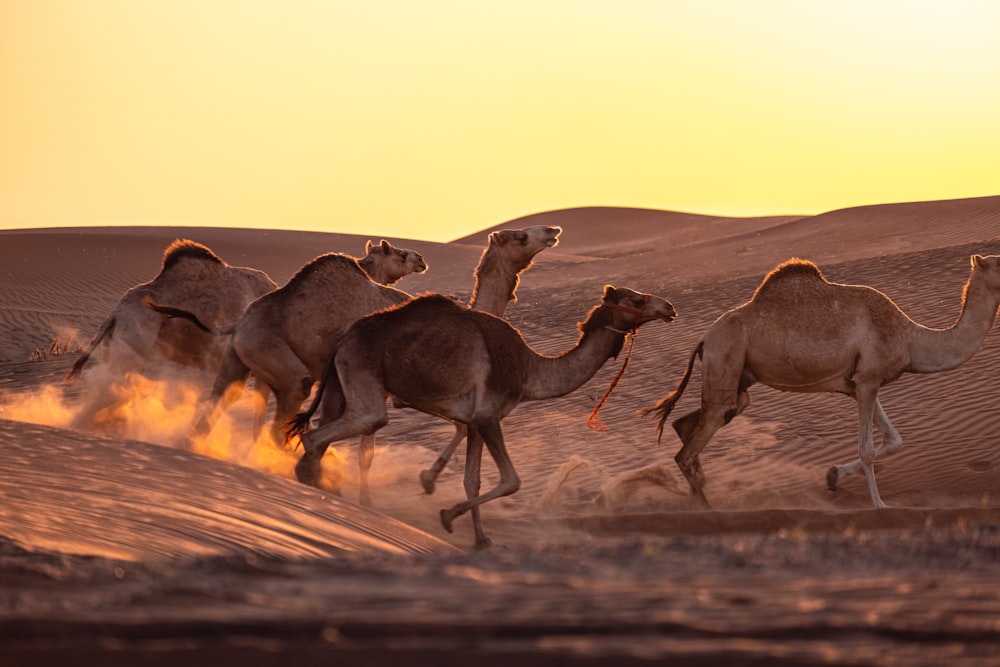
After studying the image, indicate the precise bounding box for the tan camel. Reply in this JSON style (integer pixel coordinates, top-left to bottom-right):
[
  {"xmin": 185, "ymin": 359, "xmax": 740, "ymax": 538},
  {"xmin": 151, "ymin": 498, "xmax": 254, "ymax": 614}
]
[
  {"xmin": 644, "ymin": 255, "xmax": 1000, "ymax": 509},
  {"xmin": 287, "ymin": 285, "xmax": 676, "ymax": 546},
  {"xmin": 416, "ymin": 225, "xmax": 561, "ymax": 496},
  {"xmin": 66, "ymin": 239, "xmax": 276, "ymax": 430},
  {"xmin": 148, "ymin": 239, "xmax": 428, "ymax": 445}
]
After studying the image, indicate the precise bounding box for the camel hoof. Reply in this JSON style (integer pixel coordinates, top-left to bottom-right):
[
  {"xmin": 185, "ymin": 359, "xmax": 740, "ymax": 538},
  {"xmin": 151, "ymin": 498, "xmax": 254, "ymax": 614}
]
[
  {"xmin": 294, "ymin": 456, "xmax": 321, "ymax": 487},
  {"xmin": 474, "ymin": 536, "xmax": 493, "ymax": 550},
  {"xmin": 439, "ymin": 508, "xmax": 457, "ymax": 533},
  {"xmin": 826, "ymin": 466, "xmax": 839, "ymax": 491},
  {"xmin": 419, "ymin": 470, "xmax": 436, "ymax": 495}
]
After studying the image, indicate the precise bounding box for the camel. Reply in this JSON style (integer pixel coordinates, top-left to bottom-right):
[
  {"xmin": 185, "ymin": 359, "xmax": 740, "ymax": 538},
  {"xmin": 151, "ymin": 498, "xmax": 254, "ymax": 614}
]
[
  {"xmin": 643, "ymin": 255, "xmax": 1000, "ymax": 509},
  {"xmin": 287, "ymin": 285, "xmax": 676, "ymax": 546},
  {"xmin": 156, "ymin": 227, "xmax": 560, "ymax": 506},
  {"xmin": 147, "ymin": 239, "xmax": 429, "ymax": 445},
  {"xmin": 415, "ymin": 225, "xmax": 561, "ymax": 496},
  {"xmin": 66, "ymin": 239, "xmax": 277, "ymax": 430}
]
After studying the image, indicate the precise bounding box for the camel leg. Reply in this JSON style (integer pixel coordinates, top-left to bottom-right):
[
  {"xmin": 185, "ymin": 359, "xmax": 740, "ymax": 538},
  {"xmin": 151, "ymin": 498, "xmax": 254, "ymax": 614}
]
[
  {"xmin": 827, "ymin": 398, "xmax": 901, "ymax": 494},
  {"xmin": 850, "ymin": 386, "xmax": 887, "ymax": 509},
  {"xmin": 420, "ymin": 423, "xmax": 467, "ymax": 495},
  {"xmin": 463, "ymin": 428, "xmax": 487, "ymax": 547},
  {"xmin": 440, "ymin": 419, "xmax": 520, "ymax": 548},
  {"xmin": 295, "ymin": 376, "xmax": 388, "ymax": 490},
  {"xmin": 249, "ymin": 375, "xmax": 273, "ymax": 444},
  {"xmin": 358, "ymin": 434, "xmax": 376, "ymax": 506},
  {"xmin": 189, "ymin": 344, "xmax": 252, "ymax": 443},
  {"xmin": 670, "ymin": 381, "xmax": 750, "ymax": 502},
  {"xmin": 673, "ymin": 405, "xmax": 727, "ymax": 508},
  {"xmin": 235, "ymin": 336, "xmax": 312, "ymax": 445}
]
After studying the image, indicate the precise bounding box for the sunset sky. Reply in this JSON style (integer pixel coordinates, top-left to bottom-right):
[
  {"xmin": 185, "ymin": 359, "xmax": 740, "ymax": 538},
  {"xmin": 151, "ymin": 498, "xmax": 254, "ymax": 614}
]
[{"xmin": 2, "ymin": 1, "xmax": 998, "ymax": 242}]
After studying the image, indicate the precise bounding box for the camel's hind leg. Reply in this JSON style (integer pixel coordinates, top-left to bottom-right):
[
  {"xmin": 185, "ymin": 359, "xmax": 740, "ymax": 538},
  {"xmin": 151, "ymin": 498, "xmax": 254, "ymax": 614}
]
[
  {"xmin": 672, "ymin": 387, "xmax": 750, "ymax": 508},
  {"xmin": 295, "ymin": 375, "xmax": 388, "ymax": 490},
  {"xmin": 248, "ymin": 375, "xmax": 273, "ymax": 444},
  {"xmin": 190, "ymin": 344, "xmax": 252, "ymax": 444},
  {"xmin": 827, "ymin": 397, "xmax": 897, "ymax": 504},
  {"xmin": 440, "ymin": 419, "xmax": 520, "ymax": 548}
]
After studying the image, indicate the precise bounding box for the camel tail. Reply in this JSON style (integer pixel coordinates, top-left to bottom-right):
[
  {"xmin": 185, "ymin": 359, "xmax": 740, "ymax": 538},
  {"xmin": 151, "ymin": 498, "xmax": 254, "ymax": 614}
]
[
  {"xmin": 142, "ymin": 295, "xmax": 234, "ymax": 335},
  {"xmin": 65, "ymin": 317, "xmax": 116, "ymax": 383},
  {"xmin": 285, "ymin": 350, "xmax": 344, "ymax": 444},
  {"xmin": 639, "ymin": 340, "xmax": 703, "ymax": 443}
]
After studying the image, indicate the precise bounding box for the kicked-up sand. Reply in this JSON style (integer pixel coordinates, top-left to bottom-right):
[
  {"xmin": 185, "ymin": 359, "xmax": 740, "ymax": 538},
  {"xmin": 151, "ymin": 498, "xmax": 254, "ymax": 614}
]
[{"xmin": 2, "ymin": 196, "xmax": 1000, "ymax": 665}]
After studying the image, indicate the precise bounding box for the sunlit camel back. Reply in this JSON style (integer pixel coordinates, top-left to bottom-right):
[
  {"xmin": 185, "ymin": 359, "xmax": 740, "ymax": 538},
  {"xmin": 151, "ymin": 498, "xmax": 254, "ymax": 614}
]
[
  {"xmin": 643, "ymin": 255, "xmax": 1000, "ymax": 509},
  {"xmin": 288, "ymin": 285, "xmax": 676, "ymax": 547},
  {"xmin": 148, "ymin": 239, "xmax": 428, "ymax": 445},
  {"xmin": 67, "ymin": 239, "xmax": 276, "ymax": 431}
]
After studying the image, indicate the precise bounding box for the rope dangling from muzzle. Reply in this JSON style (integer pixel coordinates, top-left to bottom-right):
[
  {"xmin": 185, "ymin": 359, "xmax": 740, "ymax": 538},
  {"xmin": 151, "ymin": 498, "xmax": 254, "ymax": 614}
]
[{"xmin": 587, "ymin": 329, "xmax": 637, "ymax": 431}]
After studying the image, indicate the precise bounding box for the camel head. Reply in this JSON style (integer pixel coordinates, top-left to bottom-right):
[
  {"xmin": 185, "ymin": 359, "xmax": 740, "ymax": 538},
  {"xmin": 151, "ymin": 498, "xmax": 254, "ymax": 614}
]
[
  {"xmin": 362, "ymin": 239, "xmax": 429, "ymax": 285},
  {"xmin": 488, "ymin": 226, "xmax": 561, "ymax": 264},
  {"xmin": 599, "ymin": 285, "xmax": 677, "ymax": 331},
  {"xmin": 971, "ymin": 254, "xmax": 1000, "ymax": 295}
]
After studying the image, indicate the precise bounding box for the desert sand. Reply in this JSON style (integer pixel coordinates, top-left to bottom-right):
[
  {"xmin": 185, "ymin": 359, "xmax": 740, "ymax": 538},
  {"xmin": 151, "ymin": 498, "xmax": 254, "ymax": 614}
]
[{"xmin": 2, "ymin": 196, "xmax": 1000, "ymax": 665}]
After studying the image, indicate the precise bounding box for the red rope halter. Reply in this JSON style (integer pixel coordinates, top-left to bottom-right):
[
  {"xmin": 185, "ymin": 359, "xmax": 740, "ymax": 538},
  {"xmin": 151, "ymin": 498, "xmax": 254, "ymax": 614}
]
[{"xmin": 586, "ymin": 294, "xmax": 649, "ymax": 431}]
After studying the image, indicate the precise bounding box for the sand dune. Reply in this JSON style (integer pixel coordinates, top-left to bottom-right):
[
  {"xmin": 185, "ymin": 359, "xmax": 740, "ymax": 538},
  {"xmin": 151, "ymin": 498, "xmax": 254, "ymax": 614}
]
[{"xmin": 3, "ymin": 195, "xmax": 1000, "ymax": 664}]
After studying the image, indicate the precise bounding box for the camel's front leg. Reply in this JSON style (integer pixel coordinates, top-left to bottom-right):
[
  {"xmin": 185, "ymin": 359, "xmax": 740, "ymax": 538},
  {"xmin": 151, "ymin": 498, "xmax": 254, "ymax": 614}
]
[
  {"xmin": 358, "ymin": 434, "xmax": 375, "ymax": 506},
  {"xmin": 827, "ymin": 398, "xmax": 902, "ymax": 493},
  {"xmin": 849, "ymin": 387, "xmax": 887, "ymax": 509},
  {"xmin": 420, "ymin": 423, "xmax": 466, "ymax": 494},
  {"xmin": 440, "ymin": 420, "xmax": 519, "ymax": 548}
]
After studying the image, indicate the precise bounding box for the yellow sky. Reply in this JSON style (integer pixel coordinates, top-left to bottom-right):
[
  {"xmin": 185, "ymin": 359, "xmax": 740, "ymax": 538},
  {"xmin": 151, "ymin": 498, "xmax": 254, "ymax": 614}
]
[{"xmin": 2, "ymin": 1, "xmax": 998, "ymax": 242}]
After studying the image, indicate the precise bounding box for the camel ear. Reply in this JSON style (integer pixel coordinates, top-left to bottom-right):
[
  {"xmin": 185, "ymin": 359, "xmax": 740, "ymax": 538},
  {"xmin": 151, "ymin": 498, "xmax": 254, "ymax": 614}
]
[
  {"xmin": 603, "ymin": 285, "xmax": 618, "ymax": 301},
  {"xmin": 365, "ymin": 240, "xmax": 376, "ymax": 254},
  {"xmin": 973, "ymin": 254, "xmax": 987, "ymax": 269},
  {"xmin": 490, "ymin": 230, "xmax": 510, "ymax": 246},
  {"xmin": 380, "ymin": 239, "xmax": 392, "ymax": 253}
]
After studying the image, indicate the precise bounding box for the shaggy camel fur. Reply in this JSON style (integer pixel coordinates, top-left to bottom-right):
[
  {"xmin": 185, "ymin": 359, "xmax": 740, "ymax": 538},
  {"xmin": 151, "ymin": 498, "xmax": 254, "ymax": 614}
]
[
  {"xmin": 66, "ymin": 239, "xmax": 276, "ymax": 430},
  {"xmin": 644, "ymin": 255, "xmax": 1000, "ymax": 509},
  {"xmin": 153, "ymin": 240, "xmax": 428, "ymax": 444},
  {"xmin": 287, "ymin": 286, "xmax": 676, "ymax": 546},
  {"xmin": 416, "ymin": 225, "xmax": 561, "ymax": 497}
]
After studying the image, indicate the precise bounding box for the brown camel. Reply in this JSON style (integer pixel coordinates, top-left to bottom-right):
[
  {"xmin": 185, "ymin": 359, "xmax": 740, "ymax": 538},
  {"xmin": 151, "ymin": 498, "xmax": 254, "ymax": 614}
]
[
  {"xmin": 66, "ymin": 239, "xmax": 276, "ymax": 430},
  {"xmin": 644, "ymin": 255, "xmax": 1000, "ymax": 509},
  {"xmin": 155, "ymin": 228, "xmax": 560, "ymax": 506},
  {"xmin": 287, "ymin": 285, "xmax": 676, "ymax": 546},
  {"xmin": 415, "ymin": 225, "xmax": 561, "ymax": 496},
  {"xmin": 149, "ymin": 239, "xmax": 428, "ymax": 445}
]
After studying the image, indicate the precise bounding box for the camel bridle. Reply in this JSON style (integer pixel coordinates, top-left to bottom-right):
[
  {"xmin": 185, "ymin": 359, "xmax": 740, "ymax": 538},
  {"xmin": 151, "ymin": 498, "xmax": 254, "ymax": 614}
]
[
  {"xmin": 599, "ymin": 293, "xmax": 651, "ymax": 334},
  {"xmin": 588, "ymin": 293, "xmax": 652, "ymax": 431}
]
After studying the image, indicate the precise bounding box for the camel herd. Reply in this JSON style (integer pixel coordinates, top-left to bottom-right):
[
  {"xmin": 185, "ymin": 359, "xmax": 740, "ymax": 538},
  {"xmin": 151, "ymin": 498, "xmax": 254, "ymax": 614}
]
[{"xmin": 66, "ymin": 230, "xmax": 1000, "ymax": 546}]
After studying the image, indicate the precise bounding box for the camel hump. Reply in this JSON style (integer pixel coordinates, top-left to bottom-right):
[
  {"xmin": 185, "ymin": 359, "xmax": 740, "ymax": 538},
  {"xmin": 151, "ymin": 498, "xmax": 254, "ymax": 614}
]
[
  {"xmin": 287, "ymin": 252, "xmax": 368, "ymax": 286},
  {"xmin": 754, "ymin": 258, "xmax": 826, "ymax": 297},
  {"xmin": 161, "ymin": 239, "xmax": 224, "ymax": 271}
]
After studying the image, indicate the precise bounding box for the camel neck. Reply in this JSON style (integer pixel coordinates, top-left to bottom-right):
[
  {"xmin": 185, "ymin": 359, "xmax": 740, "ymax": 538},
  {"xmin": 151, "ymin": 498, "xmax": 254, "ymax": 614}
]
[
  {"xmin": 523, "ymin": 322, "xmax": 624, "ymax": 401},
  {"xmin": 358, "ymin": 256, "xmax": 399, "ymax": 286},
  {"xmin": 909, "ymin": 271, "xmax": 1000, "ymax": 373},
  {"xmin": 469, "ymin": 249, "xmax": 525, "ymax": 317}
]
